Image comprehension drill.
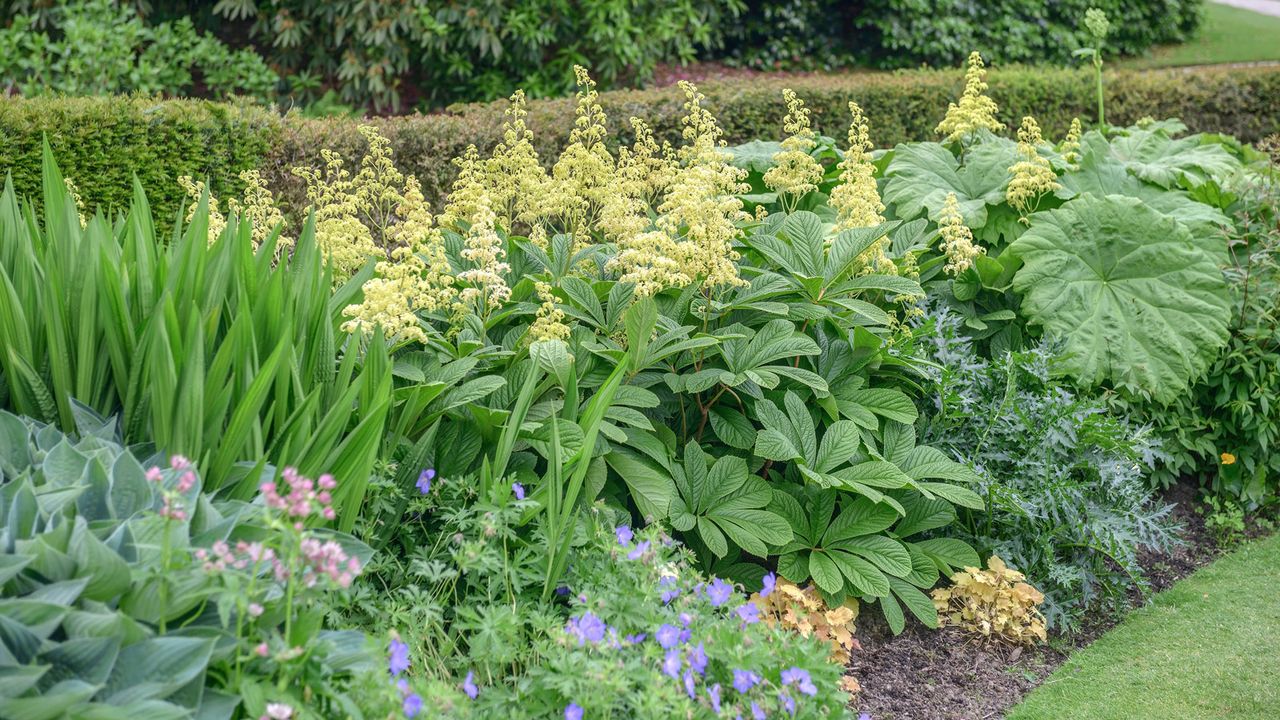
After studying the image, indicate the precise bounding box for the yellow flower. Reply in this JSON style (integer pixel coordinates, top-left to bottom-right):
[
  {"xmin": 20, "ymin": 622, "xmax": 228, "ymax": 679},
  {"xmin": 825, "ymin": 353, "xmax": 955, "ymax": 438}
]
[
  {"xmin": 544, "ymin": 66, "xmax": 617, "ymax": 236},
  {"xmin": 764, "ymin": 89, "xmax": 824, "ymax": 207},
  {"xmin": 935, "ymin": 51, "xmax": 1004, "ymax": 144},
  {"xmin": 938, "ymin": 192, "xmax": 984, "ymax": 275},
  {"xmin": 831, "ymin": 101, "xmax": 885, "ymax": 231},
  {"xmin": 1221, "ymin": 452, "xmax": 1237, "ymax": 465},
  {"xmin": 1060, "ymin": 117, "xmax": 1083, "ymax": 170},
  {"xmin": 1006, "ymin": 116, "xmax": 1061, "ymax": 222},
  {"xmin": 177, "ymin": 175, "xmax": 227, "ymax": 245},
  {"xmin": 487, "ymin": 90, "xmax": 551, "ymax": 228},
  {"xmin": 291, "ymin": 149, "xmax": 379, "ymax": 280},
  {"xmin": 439, "ymin": 144, "xmax": 490, "ymax": 233},
  {"xmin": 63, "ymin": 177, "xmax": 87, "ymax": 228},
  {"xmin": 527, "ymin": 280, "xmax": 572, "ymax": 344},
  {"xmin": 457, "ymin": 193, "xmax": 512, "ymax": 311},
  {"xmin": 227, "ymin": 169, "xmax": 290, "ymax": 254}
]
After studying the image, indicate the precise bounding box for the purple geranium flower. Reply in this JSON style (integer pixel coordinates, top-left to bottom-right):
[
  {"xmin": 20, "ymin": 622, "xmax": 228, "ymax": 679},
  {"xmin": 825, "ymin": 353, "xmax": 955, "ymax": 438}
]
[
  {"xmin": 706, "ymin": 577, "xmax": 733, "ymax": 607},
  {"xmin": 780, "ymin": 692, "xmax": 796, "ymax": 716},
  {"xmin": 416, "ymin": 469, "xmax": 435, "ymax": 494},
  {"xmin": 761, "ymin": 572, "xmax": 776, "ymax": 598},
  {"xmin": 708, "ymin": 683, "xmax": 722, "ymax": 713},
  {"xmin": 683, "ymin": 669, "xmax": 697, "ymax": 699},
  {"xmin": 688, "ymin": 642, "xmax": 708, "ymax": 676},
  {"xmin": 626, "ymin": 540, "xmax": 650, "ymax": 560},
  {"xmin": 659, "ymin": 576, "xmax": 681, "ymax": 604},
  {"xmin": 655, "ymin": 623, "xmax": 683, "ymax": 649},
  {"xmin": 781, "ymin": 667, "xmax": 817, "ymax": 697},
  {"xmin": 565, "ymin": 703, "xmax": 584, "ymax": 720},
  {"xmin": 662, "ymin": 649, "xmax": 682, "ymax": 679},
  {"xmin": 733, "ymin": 669, "xmax": 762, "ymax": 693},
  {"xmin": 512, "ymin": 482, "xmax": 525, "ymax": 500},
  {"xmin": 751, "ymin": 701, "xmax": 767, "ymax": 720},
  {"xmin": 615, "ymin": 525, "xmax": 633, "ymax": 545},
  {"xmin": 403, "ymin": 693, "xmax": 423, "ymax": 718},
  {"xmin": 736, "ymin": 602, "xmax": 760, "ymax": 625},
  {"xmin": 388, "ymin": 639, "xmax": 410, "ymax": 676},
  {"xmin": 462, "ymin": 670, "xmax": 478, "ymax": 699},
  {"xmin": 566, "ymin": 611, "xmax": 606, "ymax": 645}
]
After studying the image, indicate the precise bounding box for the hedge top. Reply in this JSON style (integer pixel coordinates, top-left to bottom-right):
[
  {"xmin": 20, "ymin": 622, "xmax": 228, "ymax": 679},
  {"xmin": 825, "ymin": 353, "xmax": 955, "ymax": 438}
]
[{"xmin": 3, "ymin": 63, "xmax": 1279, "ymax": 220}]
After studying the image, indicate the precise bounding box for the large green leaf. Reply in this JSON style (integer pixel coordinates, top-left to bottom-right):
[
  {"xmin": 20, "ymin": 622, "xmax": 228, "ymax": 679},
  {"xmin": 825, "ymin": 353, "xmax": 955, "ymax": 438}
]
[
  {"xmin": 1009, "ymin": 194, "xmax": 1231, "ymax": 403},
  {"xmin": 882, "ymin": 139, "xmax": 1015, "ymax": 228},
  {"xmin": 1106, "ymin": 127, "xmax": 1241, "ymax": 189}
]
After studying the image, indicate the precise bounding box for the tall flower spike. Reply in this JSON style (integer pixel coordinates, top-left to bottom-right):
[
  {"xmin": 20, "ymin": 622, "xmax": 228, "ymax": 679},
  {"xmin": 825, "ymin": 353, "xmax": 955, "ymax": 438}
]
[
  {"xmin": 663, "ymin": 81, "xmax": 750, "ymax": 293},
  {"xmin": 457, "ymin": 193, "xmax": 511, "ymax": 311},
  {"xmin": 938, "ymin": 192, "xmax": 984, "ymax": 275},
  {"xmin": 64, "ymin": 177, "xmax": 87, "ymax": 228},
  {"xmin": 1006, "ymin": 116, "xmax": 1061, "ymax": 223},
  {"xmin": 487, "ymin": 90, "xmax": 550, "ymax": 228},
  {"xmin": 353, "ymin": 124, "xmax": 408, "ymax": 249},
  {"xmin": 830, "ymin": 102, "xmax": 895, "ymax": 274},
  {"xmin": 763, "ymin": 89, "xmax": 824, "ymax": 206},
  {"xmin": 545, "ymin": 66, "xmax": 616, "ymax": 235},
  {"xmin": 935, "ymin": 51, "xmax": 1004, "ymax": 144},
  {"xmin": 227, "ymin": 169, "xmax": 290, "ymax": 254},
  {"xmin": 439, "ymin": 145, "xmax": 490, "ymax": 232},
  {"xmin": 1060, "ymin": 117, "xmax": 1083, "ymax": 170},
  {"xmin": 291, "ymin": 150, "xmax": 379, "ymax": 281}
]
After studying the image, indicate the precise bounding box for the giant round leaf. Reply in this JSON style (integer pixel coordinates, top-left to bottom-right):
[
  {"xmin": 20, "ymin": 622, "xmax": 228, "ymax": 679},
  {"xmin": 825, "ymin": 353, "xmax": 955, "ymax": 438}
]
[{"xmin": 1009, "ymin": 193, "xmax": 1230, "ymax": 404}]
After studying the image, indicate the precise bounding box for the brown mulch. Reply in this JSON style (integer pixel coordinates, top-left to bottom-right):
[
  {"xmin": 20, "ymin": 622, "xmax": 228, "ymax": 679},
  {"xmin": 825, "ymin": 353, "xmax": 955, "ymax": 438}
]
[{"xmin": 846, "ymin": 482, "xmax": 1231, "ymax": 720}]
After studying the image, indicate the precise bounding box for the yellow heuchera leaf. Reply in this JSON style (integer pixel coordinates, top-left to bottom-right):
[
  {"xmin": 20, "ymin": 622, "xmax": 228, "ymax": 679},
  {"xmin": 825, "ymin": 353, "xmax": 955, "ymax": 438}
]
[
  {"xmin": 753, "ymin": 579, "xmax": 860, "ymax": 663},
  {"xmin": 931, "ymin": 555, "xmax": 1047, "ymax": 645}
]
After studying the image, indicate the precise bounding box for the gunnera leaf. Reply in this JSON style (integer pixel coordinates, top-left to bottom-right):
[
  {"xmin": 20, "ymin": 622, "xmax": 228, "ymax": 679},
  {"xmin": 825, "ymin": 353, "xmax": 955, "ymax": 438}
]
[{"xmin": 1008, "ymin": 193, "xmax": 1230, "ymax": 404}]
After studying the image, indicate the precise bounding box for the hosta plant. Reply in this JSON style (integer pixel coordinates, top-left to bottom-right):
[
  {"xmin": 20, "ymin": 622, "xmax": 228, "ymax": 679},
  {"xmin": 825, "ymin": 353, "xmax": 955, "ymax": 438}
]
[{"xmin": 0, "ymin": 411, "xmax": 381, "ymax": 719}]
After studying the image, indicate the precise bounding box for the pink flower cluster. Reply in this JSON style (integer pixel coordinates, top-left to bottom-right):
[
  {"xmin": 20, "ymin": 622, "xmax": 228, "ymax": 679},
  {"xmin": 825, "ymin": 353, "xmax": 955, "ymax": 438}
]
[
  {"xmin": 261, "ymin": 467, "xmax": 338, "ymax": 525},
  {"xmin": 145, "ymin": 455, "xmax": 197, "ymax": 521},
  {"xmin": 299, "ymin": 537, "xmax": 360, "ymax": 589},
  {"xmin": 196, "ymin": 540, "xmax": 282, "ymax": 578}
]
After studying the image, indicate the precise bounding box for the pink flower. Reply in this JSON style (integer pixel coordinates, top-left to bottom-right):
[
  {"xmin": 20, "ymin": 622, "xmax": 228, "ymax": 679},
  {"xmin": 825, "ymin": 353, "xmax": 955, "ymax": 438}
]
[
  {"xmin": 255, "ymin": 642, "xmax": 270, "ymax": 657},
  {"xmin": 248, "ymin": 603, "xmax": 264, "ymax": 617},
  {"xmin": 261, "ymin": 703, "xmax": 293, "ymax": 720}
]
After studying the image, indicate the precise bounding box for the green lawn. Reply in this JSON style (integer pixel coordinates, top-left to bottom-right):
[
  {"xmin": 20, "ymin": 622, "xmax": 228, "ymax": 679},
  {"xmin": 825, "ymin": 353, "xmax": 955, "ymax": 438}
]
[
  {"xmin": 1120, "ymin": 3, "xmax": 1280, "ymax": 68},
  {"xmin": 1008, "ymin": 534, "xmax": 1280, "ymax": 720}
]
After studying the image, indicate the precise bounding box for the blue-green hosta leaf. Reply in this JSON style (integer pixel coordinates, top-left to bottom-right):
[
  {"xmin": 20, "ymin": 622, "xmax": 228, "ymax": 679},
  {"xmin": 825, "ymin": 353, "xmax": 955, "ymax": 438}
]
[
  {"xmin": 38, "ymin": 635, "xmax": 121, "ymax": 685},
  {"xmin": 1010, "ymin": 194, "xmax": 1231, "ymax": 404},
  {"xmin": 0, "ymin": 665, "xmax": 49, "ymax": 699},
  {"xmin": 0, "ymin": 678, "xmax": 97, "ymax": 720},
  {"xmin": 101, "ymin": 636, "xmax": 215, "ymax": 704},
  {"xmin": 1107, "ymin": 128, "xmax": 1241, "ymax": 189},
  {"xmin": 883, "ymin": 140, "xmax": 1015, "ymax": 227}
]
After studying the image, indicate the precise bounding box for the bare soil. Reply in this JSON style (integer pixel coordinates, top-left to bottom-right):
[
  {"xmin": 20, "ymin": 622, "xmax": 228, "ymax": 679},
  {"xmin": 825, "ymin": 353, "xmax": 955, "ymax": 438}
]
[{"xmin": 846, "ymin": 482, "xmax": 1232, "ymax": 720}]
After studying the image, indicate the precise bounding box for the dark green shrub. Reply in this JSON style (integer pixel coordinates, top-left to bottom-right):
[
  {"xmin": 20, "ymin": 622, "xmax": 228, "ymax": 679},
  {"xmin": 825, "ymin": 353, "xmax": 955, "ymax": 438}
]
[
  {"xmin": 0, "ymin": 0, "xmax": 277, "ymax": 99},
  {"xmin": 0, "ymin": 95, "xmax": 281, "ymax": 220},
  {"xmin": 852, "ymin": 0, "xmax": 1202, "ymax": 68},
  {"xmin": 203, "ymin": 0, "xmax": 744, "ymax": 110},
  {"xmin": 3, "ymin": 65, "xmax": 1278, "ymax": 221}
]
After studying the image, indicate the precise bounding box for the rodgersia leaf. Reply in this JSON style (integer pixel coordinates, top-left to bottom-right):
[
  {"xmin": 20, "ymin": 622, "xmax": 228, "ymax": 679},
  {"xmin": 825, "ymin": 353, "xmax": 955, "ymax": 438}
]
[
  {"xmin": 1009, "ymin": 194, "xmax": 1230, "ymax": 404},
  {"xmin": 882, "ymin": 139, "xmax": 1015, "ymax": 228}
]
